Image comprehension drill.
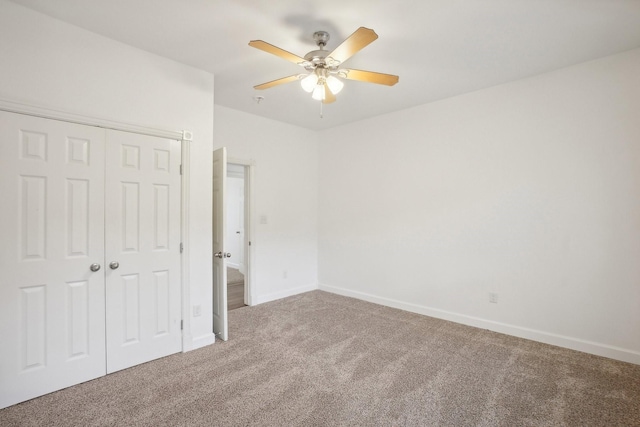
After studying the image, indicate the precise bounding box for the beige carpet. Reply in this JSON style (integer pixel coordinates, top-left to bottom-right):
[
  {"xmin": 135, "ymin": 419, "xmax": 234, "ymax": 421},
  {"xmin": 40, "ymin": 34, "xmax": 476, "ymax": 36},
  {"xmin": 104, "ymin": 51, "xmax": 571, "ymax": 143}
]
[{"xmin": 1, "ymin": 290, "xmax": 639, "ymax": 426}]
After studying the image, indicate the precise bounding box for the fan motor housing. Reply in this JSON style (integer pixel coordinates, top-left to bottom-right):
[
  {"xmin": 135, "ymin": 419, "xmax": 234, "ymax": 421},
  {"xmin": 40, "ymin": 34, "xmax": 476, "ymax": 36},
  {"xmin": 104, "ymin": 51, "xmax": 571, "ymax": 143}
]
[{"xmin": 304, "ymin": 49, "xmax": 328, "ymax": 64}]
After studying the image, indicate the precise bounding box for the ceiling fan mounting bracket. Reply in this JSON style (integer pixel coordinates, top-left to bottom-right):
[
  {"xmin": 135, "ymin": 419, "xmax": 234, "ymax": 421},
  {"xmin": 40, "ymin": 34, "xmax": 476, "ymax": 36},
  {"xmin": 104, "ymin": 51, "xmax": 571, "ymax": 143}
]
[{"xmin": 313, "ymin": 31, "xmax": 330, "ymax": 48}]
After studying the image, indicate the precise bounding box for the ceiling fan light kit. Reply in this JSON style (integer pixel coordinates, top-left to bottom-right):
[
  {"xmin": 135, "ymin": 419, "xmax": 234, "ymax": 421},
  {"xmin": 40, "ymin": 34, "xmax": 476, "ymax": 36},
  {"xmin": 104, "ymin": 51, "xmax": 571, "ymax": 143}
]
[
  {"xmin": 312, "ymin": 84, "xmax": 326, "ymax": 101},
  {"xmin": 300, "ymin": 72, "xmax": 319, "ymax": 92},
  {"xmin": 249, "ymin": 27, "xmax": 399, "ymax": 107},
  {"xmin": 326, "ymin": 75, "xmax": 344, "ymax": 94}
]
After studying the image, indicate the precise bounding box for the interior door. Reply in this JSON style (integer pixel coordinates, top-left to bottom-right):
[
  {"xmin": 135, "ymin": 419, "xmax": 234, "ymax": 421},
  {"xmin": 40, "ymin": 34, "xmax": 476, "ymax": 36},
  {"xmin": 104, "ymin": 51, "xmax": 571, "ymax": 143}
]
[
  {"xmin": 104, "ymin": 130, "xmax": 182, "ymax": 373},
  {"xmin": 212, "ymin": 147, "xmax": 228, "ymax": 341},
  {"xmin": 0, "ymin": 111, "xmax": 107, "ymax": 409}
]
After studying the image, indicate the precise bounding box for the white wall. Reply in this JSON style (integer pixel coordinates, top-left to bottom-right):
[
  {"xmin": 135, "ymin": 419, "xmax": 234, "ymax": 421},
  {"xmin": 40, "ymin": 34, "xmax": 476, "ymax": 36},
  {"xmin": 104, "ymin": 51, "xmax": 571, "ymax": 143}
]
[
  {"xmin": 214, "ymin": 105, "xmax": 318, "ymax": 304},
  {"xmin": 0, "ymin": 1, "xmax": 215, "ymax": 349},
  {"xmin": 318, "ymin": 48, "xmax": 640, "ymax": 364}
]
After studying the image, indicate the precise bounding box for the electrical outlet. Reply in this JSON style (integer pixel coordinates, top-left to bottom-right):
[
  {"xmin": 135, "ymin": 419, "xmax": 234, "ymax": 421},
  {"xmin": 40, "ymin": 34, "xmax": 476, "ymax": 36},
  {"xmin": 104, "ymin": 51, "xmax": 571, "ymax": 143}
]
[
  {"xmin": 489, "ymin": 292, "xmax": 498, "ymax": 304},
  {"xmin": 193, "ymin": 305, "xmax": 202, "ymax": 317}
]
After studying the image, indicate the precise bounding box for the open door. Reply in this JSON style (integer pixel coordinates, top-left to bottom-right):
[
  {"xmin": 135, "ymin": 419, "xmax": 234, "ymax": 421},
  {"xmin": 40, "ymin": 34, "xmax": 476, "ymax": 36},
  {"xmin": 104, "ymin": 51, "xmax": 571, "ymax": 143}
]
[{"xmin": 212, "ymin": 147, "xmax": 228, "ymax": 341}]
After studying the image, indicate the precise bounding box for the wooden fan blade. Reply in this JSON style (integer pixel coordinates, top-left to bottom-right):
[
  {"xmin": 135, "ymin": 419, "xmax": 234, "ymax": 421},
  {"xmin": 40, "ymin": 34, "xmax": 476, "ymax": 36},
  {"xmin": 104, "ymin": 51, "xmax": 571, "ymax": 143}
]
[
  {"xmin": 249, "ymin": 40, "xmax": 306, "ymax": 65},
  {"xmin": 254, "ymin": 75, "xmax": 300, "ymax": 90},
  {"xmin": 327, "ymin": 27, "xmax": 378, "ymax": 65},
  {"xmin": 343, "ymin": 69, "xmax": 399, "ymax": 86},
  {"xmin": 322, "ymin": 85, "xmax": 336, "ymax": 104}
]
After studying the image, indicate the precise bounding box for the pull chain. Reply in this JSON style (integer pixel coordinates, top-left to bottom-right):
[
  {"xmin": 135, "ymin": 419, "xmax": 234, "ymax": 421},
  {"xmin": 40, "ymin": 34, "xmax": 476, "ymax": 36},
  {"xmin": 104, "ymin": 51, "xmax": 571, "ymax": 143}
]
[{"xmin": 320, "ymin": 101, "xmax": 323, "ymax": 118}]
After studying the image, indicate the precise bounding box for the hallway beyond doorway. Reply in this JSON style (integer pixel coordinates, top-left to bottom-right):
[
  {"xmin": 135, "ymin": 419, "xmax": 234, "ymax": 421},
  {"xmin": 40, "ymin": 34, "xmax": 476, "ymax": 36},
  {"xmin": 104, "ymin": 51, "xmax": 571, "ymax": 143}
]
[{"xmin": 227, "ymin": 267, "xmax": 246, "ymax": 311}]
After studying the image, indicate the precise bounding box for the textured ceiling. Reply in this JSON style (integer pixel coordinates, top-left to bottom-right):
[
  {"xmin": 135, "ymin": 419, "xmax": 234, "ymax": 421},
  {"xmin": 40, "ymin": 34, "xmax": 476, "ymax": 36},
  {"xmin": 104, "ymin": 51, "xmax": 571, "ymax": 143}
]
[{"xmin": 9, "ymin": 0, "xmax": 640, "ymax": 130}]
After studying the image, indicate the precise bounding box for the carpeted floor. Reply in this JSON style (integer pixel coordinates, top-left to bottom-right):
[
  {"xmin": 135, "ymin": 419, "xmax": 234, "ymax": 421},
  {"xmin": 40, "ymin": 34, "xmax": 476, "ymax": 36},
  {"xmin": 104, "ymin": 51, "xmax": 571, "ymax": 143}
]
[{"xmin": 1, "ymin": 290, "xmax": 639, "ymax": 426}]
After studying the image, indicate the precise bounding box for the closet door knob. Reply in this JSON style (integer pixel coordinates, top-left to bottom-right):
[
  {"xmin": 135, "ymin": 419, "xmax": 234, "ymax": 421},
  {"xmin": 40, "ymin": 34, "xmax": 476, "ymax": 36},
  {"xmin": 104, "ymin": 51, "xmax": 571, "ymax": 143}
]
[
  {"xmin": 224, "ymin": 252, "xmax": 231, "ymax": 258},
  {"xmin": 90, "ymin": 263, "xmax": 101, "ymax": 272},
  {"xmin": 214, "ymin": 252, "xmax": 223, "ymax": 258},
  {"xmin": 109, "ymin": 261, "xmax": 120, "ymax": 270}
]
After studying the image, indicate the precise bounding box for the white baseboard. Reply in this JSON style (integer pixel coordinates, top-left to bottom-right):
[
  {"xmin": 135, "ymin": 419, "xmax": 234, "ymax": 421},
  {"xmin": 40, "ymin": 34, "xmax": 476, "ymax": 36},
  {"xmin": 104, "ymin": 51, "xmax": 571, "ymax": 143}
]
[
  {"xmin": 319, "ymin": 283, "xmax": 640, "ymax": 365},
  {"xmin": 252, "ymin": 283, "xmax": 319, "ymax": 306},
  {"xmin": 183, "ymin": 332, "xmax": 216, "ymax": 352}
]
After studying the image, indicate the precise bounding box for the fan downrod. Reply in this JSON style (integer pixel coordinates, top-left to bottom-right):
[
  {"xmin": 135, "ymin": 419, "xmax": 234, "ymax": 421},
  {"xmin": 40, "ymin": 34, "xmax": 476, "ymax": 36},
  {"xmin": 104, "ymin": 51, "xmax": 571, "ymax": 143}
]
[{"xmin": 305, "ymin": 31, "xmax": 334, "ymax": 68}]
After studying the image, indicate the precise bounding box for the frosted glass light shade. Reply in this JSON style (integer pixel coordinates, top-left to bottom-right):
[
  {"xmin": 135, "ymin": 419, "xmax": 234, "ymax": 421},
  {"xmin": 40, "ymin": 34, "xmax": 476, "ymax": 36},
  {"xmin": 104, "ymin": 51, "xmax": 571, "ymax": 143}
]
[
  {"xmin": 326, "ymin": 75, "xmax": 344, "ymax": 94},
  {"xmin": 312, "ymin": 84, "xmax": 325, "ymax": 101},
  {"xmin": 300, "ymin": 73, "xmax": 318, "ymax": 93}
]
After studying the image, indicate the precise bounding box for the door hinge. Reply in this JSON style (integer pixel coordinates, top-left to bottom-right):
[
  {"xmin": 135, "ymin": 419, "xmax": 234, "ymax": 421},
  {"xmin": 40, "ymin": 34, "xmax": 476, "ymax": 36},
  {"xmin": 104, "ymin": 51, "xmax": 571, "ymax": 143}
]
[
  {"xmin": 249, "ymin": 241, "xmax": 252, "ymax": 246},
  {"xmin": 180, "ymin": 243, "xmax": 184, "ymax": 253},
  {"xmin": 180, "ymin": 164, "xmax": 183, "ymax": 175},
  {"xmin": 181, "ymin": 320, "xmax": 183, "ymax": 330}
]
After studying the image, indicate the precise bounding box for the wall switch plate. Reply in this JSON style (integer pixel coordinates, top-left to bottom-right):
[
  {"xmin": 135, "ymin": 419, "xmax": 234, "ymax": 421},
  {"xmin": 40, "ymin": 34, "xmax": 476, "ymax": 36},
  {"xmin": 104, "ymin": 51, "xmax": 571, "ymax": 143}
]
[
  {"xmin": 193, "ymin": 305, "xmax": 202, "ymax": 317},
  {"xmin": 489, "ymin": 293, "xmax": 499, "ymax": 304}
]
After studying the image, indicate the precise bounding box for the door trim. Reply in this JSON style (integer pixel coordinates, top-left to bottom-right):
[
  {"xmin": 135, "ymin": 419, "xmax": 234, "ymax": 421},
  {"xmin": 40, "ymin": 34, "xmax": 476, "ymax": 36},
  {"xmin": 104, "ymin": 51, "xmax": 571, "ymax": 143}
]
[
  {"xmin": 180, "ymin": 139, "xmax": 193, "ymax": 350},
  {"xmin": 0, "ymin": 98, "xmax": 185, "ymax": 141}
]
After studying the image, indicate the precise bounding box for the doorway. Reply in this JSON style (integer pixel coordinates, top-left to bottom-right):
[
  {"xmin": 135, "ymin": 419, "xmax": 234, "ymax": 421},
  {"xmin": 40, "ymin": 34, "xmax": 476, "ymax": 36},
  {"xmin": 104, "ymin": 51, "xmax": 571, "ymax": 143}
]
[
  {"xmin": 226, "ymin": 163, "xmax": 248, "ymax": 311},
  {"xmin": 212, "ymin": 152, "xmax": 253, "ymax": 341}
]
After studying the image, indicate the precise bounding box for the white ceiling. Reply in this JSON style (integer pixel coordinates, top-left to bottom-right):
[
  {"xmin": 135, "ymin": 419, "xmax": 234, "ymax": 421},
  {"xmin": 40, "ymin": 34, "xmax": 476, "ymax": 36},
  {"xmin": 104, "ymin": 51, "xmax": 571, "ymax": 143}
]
[{"xmin": 9, "ymin": 0, "xmax": 640, "ymax": 130}]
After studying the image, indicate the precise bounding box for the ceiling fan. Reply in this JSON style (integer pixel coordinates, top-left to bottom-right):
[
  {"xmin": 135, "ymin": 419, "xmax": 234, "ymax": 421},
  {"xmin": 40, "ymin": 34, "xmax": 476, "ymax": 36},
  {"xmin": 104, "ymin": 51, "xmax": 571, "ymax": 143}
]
[{"xmin": 249, "ymin": 27, "xmax": 399, "ymax": 104}]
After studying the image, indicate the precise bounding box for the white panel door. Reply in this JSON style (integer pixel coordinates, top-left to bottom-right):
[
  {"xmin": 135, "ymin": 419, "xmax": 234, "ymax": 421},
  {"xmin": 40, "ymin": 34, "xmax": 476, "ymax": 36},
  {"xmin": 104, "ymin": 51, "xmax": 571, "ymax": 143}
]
[
  {"xmin": 0, "ymin": 111, "xmax": 106, "ymax": 409},
  {"xmin": 212, "ymin": 148, "xmax": 228, "ymax": 341},
  {"xmin": 104, "ymin": 130, "xmax": 182, "ymax": 373}
]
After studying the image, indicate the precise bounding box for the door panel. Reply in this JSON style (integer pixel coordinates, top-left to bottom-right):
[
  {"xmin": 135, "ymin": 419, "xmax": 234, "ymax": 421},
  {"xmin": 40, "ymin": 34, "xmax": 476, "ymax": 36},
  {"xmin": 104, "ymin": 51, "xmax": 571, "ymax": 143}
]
[
  {"xmin": 0, "ymin": 111, "xmax": 106, "ymax": 409},
  {"xmin": 212, "ymin": 148, "xmax": 228, "ymax": 341},
  {"xmin": 104, "ymin": 130, "xmax": 182, "ymax": 373}
]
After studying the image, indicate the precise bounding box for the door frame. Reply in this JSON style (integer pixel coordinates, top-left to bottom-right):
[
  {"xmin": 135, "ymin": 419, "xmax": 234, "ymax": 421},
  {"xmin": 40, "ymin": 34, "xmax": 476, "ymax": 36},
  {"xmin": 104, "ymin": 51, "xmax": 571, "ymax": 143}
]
[
  {"xmin": 227, "ymin": 158, "xmax": 255, "ymax": 306},
  {"xmin": 0, "ymin": 98, "xmax": 192, "ymax": 349}
]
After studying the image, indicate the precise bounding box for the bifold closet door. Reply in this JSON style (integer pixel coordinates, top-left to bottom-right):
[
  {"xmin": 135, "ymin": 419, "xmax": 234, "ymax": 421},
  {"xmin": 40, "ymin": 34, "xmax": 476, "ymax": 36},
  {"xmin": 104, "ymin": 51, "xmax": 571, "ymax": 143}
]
[
  {"xmin": 104, "ymin": 130, "xmax": 182, "ymax": 373},
  {"xmin": 0, "ymin": 111, "xmax": 107, "ymax": 409},
  {"xmin": 0, "ymin": 112, "xmax": 183, "ymax": 408}
]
